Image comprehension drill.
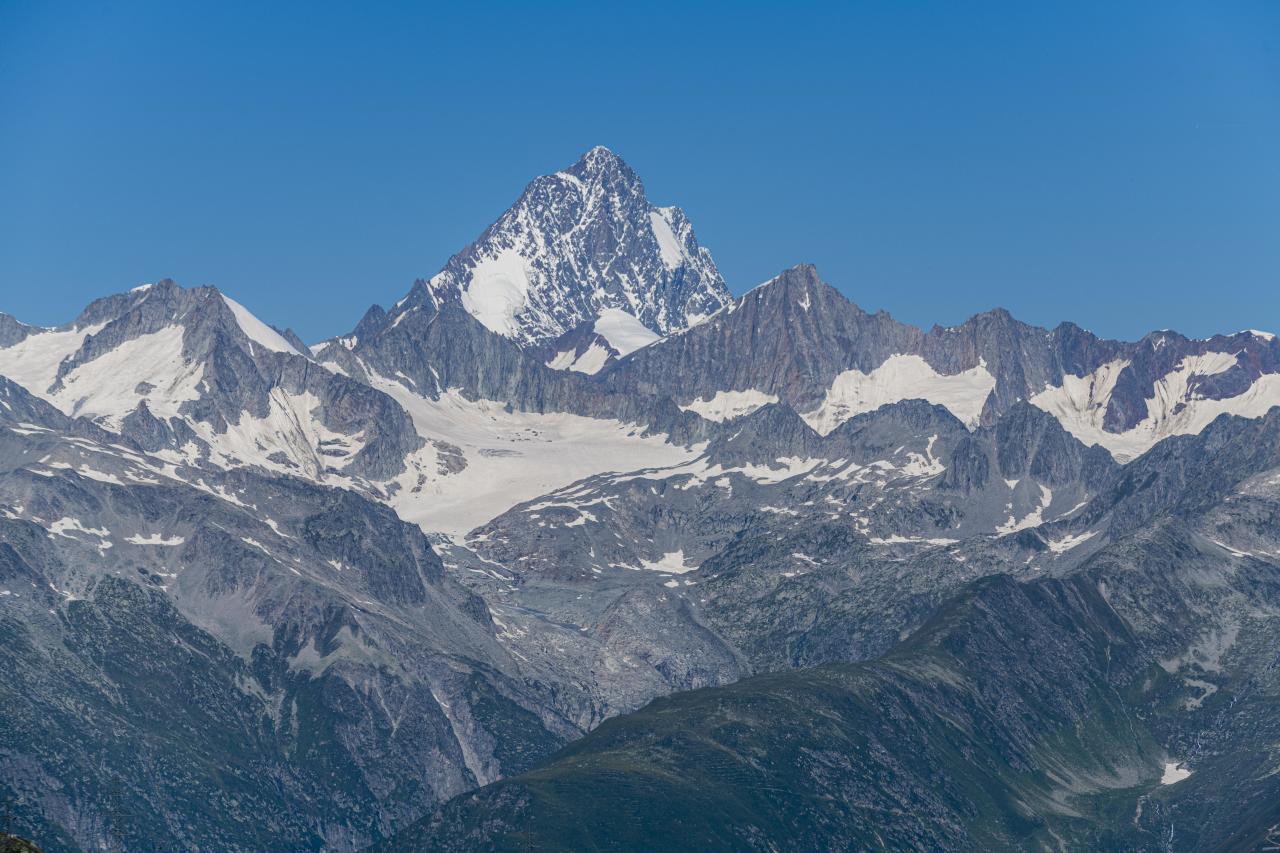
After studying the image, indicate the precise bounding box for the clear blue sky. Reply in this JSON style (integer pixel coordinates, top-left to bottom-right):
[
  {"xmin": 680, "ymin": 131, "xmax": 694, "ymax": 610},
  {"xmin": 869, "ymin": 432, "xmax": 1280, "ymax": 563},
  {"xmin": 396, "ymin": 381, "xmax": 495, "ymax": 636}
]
[{"xmin": 2, "ymin": 1, "xmax": 1277, "ymax": 342}]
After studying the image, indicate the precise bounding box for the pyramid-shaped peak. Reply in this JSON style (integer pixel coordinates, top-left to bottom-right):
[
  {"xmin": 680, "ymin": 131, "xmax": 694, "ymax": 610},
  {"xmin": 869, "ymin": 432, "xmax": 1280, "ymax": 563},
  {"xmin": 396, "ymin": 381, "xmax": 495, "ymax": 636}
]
[
  {"xmin": 774, "ymin": 263, "xmax": 822, "ymax": 287},
  {"xmin": 576, "ymin": 144, "xmax": 626, "ymax": 170},
  {"xmin": 742, "ymin": 264, "xmax": 847, "ymax": 309},
  {"xmin": 555, "ymin": 145, "xmax": 641, "ymax": 189},
  {"xmin": 381, "ymin": 146, "xmax": 731, "ymax": 349},
  {"xmin": 748, "ymin": 264, "xmax": 821, "ymax": 292}
]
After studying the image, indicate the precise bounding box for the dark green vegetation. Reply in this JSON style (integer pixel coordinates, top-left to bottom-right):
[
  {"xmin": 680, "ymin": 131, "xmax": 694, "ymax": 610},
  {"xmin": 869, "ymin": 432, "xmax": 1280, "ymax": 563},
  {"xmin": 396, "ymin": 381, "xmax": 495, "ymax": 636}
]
[
  {"xmin": 385, "ymin": 412, "xmax": 1280, "ymax": 851},
  {"xmin": 384, "ymin": 543, "xmax": 1280, "ymax": 851},
  {"xmin": 2, "ymin": 576, "xmax": 417, "ymax": 850},
  {"xmin": 384, "ymin": 576, "xmax": 1153, "ymax": 850},
  {"xmin": 6, "ymin": 149, "xmax": 1280, "ymax": 851},
  {"xmin": 0, "ymin": 384, "xmax": 574, "ymax": 852},
  {"xmin": 0, "ymin": 528, "xmax": 569, "ymax": 853},
  {"xmin": 0, "ymin": 836, "xmax": 45, "ymax": 853}
]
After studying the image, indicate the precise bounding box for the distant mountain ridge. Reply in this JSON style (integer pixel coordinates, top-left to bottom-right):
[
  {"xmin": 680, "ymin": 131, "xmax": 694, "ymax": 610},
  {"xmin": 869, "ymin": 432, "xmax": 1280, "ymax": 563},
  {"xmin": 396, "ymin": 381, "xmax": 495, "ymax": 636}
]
[
  {"xmin": 382, "ymin": 405, "xmax": 1280, "ymax": 852},
  {"xmin": 600, "ymin": 263, "xmax": 1280, "ymax": 461},
  {"xmin": 3, "ymin": 145, "xmax": 1280, "ymax": 851}
]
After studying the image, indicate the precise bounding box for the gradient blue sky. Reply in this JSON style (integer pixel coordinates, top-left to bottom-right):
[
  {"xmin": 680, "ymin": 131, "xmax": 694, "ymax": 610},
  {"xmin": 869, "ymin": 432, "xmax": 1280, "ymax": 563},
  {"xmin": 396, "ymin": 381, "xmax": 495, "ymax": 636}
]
[{"xmin": 2, "ymin": 1, "xmax": 1277, "ymax": 342}]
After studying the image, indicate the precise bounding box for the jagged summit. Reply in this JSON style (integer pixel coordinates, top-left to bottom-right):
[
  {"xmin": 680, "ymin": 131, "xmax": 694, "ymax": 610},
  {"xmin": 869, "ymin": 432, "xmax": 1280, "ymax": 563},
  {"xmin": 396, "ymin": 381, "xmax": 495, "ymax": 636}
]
[
  {"xmin": 0, "ymin": 278, "xmax": 418, "ymax": 481},
  {"xmin": 559, "ymin": 144, "xmax": 634, "ymax": 181},
  {"xmin": 9, "ymin": 156, "xmax": 1280, "ymax": 853},
  {"xmin": 381, "ymin": 146, "xmax": 731, "ymax": 349}
]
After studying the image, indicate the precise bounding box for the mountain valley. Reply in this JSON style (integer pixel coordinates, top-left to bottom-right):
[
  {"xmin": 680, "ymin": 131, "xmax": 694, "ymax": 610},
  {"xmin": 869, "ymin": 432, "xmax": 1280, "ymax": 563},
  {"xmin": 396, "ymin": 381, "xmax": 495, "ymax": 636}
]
[{"xmin": 3, "ymin": 148, "xmax": 1280, "ymax": 851}]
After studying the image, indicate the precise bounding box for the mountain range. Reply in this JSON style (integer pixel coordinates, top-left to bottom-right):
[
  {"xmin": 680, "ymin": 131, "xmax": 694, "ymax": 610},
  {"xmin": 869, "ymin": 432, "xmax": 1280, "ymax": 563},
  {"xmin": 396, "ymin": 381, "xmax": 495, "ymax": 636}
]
[{"xmin": 2, "ymin": 146, "xmax": 1279, "ymax": 851}]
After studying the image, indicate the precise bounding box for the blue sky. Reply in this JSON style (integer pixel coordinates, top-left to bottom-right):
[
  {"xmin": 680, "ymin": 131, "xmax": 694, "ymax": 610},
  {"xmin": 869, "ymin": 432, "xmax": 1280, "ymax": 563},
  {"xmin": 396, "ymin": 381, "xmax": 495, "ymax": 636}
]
[{"xmin": 2, "ymin": 1, "xmax": 1277, "ymax": 342}]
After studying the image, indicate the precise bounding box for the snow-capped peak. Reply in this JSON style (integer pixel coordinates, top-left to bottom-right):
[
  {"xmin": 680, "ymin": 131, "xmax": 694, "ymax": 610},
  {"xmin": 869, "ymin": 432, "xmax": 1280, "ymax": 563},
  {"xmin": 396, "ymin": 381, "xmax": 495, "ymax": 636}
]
[
  {"xmin": 390, "ymin": 147, "xmax": 731, "ymax": 348},
  {"xmin": 221, "ymin": 294, "xmax": 304, "ymax": 356}
]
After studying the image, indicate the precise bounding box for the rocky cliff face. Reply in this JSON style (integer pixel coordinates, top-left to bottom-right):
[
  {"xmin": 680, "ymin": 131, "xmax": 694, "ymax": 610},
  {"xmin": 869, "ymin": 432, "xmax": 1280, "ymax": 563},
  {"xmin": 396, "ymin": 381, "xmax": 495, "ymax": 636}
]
[
  {"xmin": 3, "ymin": 147, "xmax": 1280, "ymax": 851},
  {"xmin": 602, "ymin": 263, "xmax": 1280, "ymax": 461},
  {"xmin": 0, "ymin": 281, "xmax": 423, "ymax": 485},
  {"xmin": 0, "ymin": 379, "xmax": 582, "ymax": 851},
  {"xmin": 379, "ymin": 146, "xmax": 729, "ymax": 350},
  {"xmin": 382, "ymin": 409, "xmax": 1280, "ymax": 852}
]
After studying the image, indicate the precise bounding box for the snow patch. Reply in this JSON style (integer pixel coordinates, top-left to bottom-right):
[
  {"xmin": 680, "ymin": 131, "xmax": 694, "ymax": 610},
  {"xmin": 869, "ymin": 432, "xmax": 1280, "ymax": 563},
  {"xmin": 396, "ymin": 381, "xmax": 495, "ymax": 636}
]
[
  {"xmin": 221, "ymin": 295, "xmax": 303, "ymax": 356},
  {"xmin": 636, "ymin": 455, "xmax": 832, "ymax": 492},
  {"xmin": 48, "ymin": 516, "xmax": 110, "ymax": 539},
  {"xmin": 459, "ymin": 250, "xmax": 531, "ymax": 337},
  {"xmin": 1047, "ymin": 530, "xmax": 1097, "ymax": 554},
  {"xmin": 997, "ymin": 484, "xmax": 1053, "ymax": 534},
  {"xmin": 868, "ymin": 534, "xmax": 957, "ymax": 546},
  {"xmin": 899, "ymin": 435, "xmax": 944, "ymax": 477},
  {"xmin": 679, "ymin": 389, "xmax": 779, "ymax": 422},
  {"xmin": 637, "ymin": 549, "xmax": 697, "ymax": 574},
  {"xmin": 1032, "ymin": 353, "xmax": 1280, "ymax": 462},
  {"xmin": 648, "ymin": 209, "xmax": 683, "ymax": 270},
  {"xmin": 72, "ymin": 466, "xmax": 125, "ymax": 484},
  {"xmin": 546, "ymin": 342, "xmax": 612, "ymax": 374},
  {"xmin": 593, "ymin": 308, "xmax": 660, "ymax": 356},
  {"xmin": 125, "ymin": 533, "xmax": 186, "ymax": 546},
  {"xmin": 742, "ymin": 457, "xmax": 824, "ymax": 484},
  {"xmin": 802, "ymin": 355, "xmax": 996, "ymax": 435}
]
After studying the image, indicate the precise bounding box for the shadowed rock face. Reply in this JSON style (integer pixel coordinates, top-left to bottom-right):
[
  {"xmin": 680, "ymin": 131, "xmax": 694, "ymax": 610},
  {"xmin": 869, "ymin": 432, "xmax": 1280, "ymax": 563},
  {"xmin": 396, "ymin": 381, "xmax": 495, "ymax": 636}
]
[
  {"xmin": 466, "ymin": 398, "xmax": 1118, "ymax": 587},
  {"xmin": 598, "ymin": 264, "xmax": 1280, "ymax": 452},
  {"xmin": 379, "ymin": 571, "xmax": 1155, "ymax": 852},
  {"xmin": 379, "ymin": 146, "xmax": 729, "ymax": 350},
  {"xmin": 0, "ymin": 281, "xmax": 424, "ymax": 484},
  {"xmin": 0, "ymin": 313, "xmax": 37, "ymax": 349},
  {"xmin": 0, "ymin": 380, "xmax": 575, "ymax": 851},
  {"xmin": 4, "ymin": 148, "xmax": 1280, "ymax": 852},
  {"xmin": 381, "ymin": 501, "xmax": 1280, "ymax": 851}
]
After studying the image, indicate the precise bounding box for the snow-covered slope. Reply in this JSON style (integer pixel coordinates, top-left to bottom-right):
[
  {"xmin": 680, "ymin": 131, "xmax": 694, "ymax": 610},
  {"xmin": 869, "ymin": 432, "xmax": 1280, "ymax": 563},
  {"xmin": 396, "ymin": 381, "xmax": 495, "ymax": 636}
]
[
  {"xmin": 801, "ymin": 355, "xmax": 996, "ymax": 435},
  {"xmin": 0, "ymin": 278, "xmax": 707, "ymax": 542},
  {"xmin": 593, "ymin": 308, "xmax": 660, "ymax": 356},
  {"xmin": 542, "ymin": 307, "xmax": 662, "ymax": 375},
  {"xmin": 0, "ymin": 322, "xmax": 106, "ymax": 398},
  {"xmin": 0, "ymin": 281, "xmax": 421, "ymax": 483},
  {"xmin": 365, "ymin": 373, "xmax": 701, "ymax": 539},
  {"xmin": 0, "ymin": 300, "xmax": 204, "ymax": 431},
  {"xmin": 34, "ymin": 324, "xmax": 202, "ymax": 430},
  {"xmin": 546, "ymin": 341, "xmax": 613, "ymax": 375},
  {"xmin": 604, "ymin": 265, "xmax": 1280, "ymax": 459},
  {"xmin": 678, "ymin": 389, "xmax": 779, "ymax": 422},
  {"xmin": 221, "ymin": 294, "xmax": 304, "ymax": 356},
  {"xmin": 383, "ymin": 146, "xmax": 730, "ymax": 349},
  {"xmin": 1031, "ymin": 351, "xmax": 1280, "ymax": 461}
]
